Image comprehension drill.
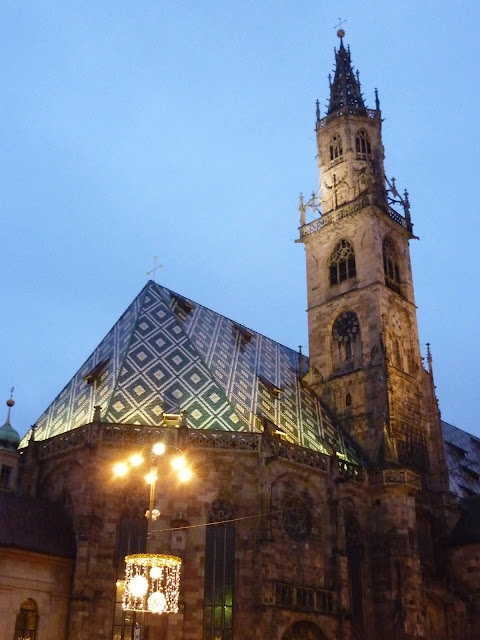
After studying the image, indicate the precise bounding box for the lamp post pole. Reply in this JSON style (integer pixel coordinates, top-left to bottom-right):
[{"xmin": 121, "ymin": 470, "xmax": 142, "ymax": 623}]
[{"xmin": 113, "ymin": 440, "xmax": 191, "ymax": 633}]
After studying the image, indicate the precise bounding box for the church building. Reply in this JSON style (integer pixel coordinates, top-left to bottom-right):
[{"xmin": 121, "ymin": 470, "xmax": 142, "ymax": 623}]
[{"xmin": 1, "ymin": 31, "xmax": 480, "ymax": 640}]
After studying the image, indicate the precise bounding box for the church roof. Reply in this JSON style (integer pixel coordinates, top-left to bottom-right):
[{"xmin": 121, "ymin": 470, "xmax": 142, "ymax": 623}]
[
  {"xmin": 20, "ymin": 281, "xmax": 362, "ymax": 463},
  {"xmin": 442, "ymin": 420, "xmax": 480, "ymax": 497}
]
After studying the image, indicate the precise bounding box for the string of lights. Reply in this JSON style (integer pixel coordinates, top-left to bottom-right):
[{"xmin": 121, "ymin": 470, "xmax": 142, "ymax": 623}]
[{"xmin": 151, "ymin": 460, "xmax": 466, "ymax": 534}]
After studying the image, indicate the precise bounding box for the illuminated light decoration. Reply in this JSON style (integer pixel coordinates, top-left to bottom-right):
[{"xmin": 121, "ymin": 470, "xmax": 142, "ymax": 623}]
[
  {"xmin": 148, "ymin": 591, "xmax": 166, "ymax": 613},
  {"xmin": 128, "ymin": 575, "xmax": 148, "ymax": 598},
  {"xmin": 123, "ymin": 554, "xmax": 181, "ymax": 614}
]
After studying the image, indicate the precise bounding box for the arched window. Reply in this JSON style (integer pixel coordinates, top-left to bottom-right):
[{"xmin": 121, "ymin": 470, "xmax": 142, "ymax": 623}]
[
  {"xmin": 346, "ymin": 393, "xmax": 352, "ymax": 408},
  {"xmin": 282, "ymin": 620, "xmax": 326, "ymax": 640},
  {"xmin": 332, "ymin": 311, "xmax": 361, "ymax": 373},
  {"xmin": 329, "ymin": 239, "xmax": 356, "ymax": 286},
  {"xmin": 113, "ymin": 506, "xmax": 148, "ymax": 640},
  {"xmin": 329, "ymin": 134, "xmax": 343, "ymax": 162},
  {"xmin": 204, "ymin": 498, "xmax": 235, "ymax": 640},
  {"xmin": 14, "ymin": 599, "xmax": 38, "ymax": 640},
  {"xmin": 383, "ymin": 237, "xmax": 402, "ymax": 294},
  {"xmin": 355, "ymin": 129, "xmax": 371, "ymax": 159},
  {"xmin": 346, "ymin": 518, "xmax": 365, "ymax": 635}
]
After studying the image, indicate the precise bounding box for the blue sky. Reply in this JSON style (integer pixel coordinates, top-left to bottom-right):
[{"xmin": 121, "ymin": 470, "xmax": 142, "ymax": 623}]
[{"xmin": 1, "ymin": 1, "xmax": 479, "ymax": 438}]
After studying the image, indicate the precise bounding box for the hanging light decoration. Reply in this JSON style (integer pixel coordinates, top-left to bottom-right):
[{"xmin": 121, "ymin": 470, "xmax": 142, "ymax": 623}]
[{"xmin": 123, "ymin": 554, "xmax": 182, "ymax": 614}]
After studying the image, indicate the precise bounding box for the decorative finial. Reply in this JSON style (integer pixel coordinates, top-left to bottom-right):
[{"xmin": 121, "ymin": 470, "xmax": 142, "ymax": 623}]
[
  {"xmin": 426, "ymin": 343, "xmax": 434, "ymax": 379},
  {"xmin": 299, "ymin": 193, "xmax": 306, "ymax": 227},
  {"xmin": 298, "ymin": 345, "xmax": 304, "ymax": 378},
  {"xmin": 146, "ymin": 256, "xmax": 163, "ymax": 282},
  {"xmin": 375, "ymin": 88, "xmax": 380, "ymax": 110},
  {"xmin": 334, "ymin": 17, "xmax": 347, "ymax": 38},
  {"xmin": 5, "ymin": 387, "xmax": 14, "ymax": 424},
  {"xmin": 316, "ymin": 99, "xmax": 320, "ymax": 121}
]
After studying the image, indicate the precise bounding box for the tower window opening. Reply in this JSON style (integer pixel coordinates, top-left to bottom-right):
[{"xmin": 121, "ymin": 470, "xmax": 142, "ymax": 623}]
[
  {"xmin": 0, "ymin": 464, "xmax": 12, "ymax": 488},
  {"xmin": 332, "ymin": 311, "xmax": 361, "ymax": 373},
  {"xmin": 383, "ymin": 237, "xmax": 402, "ymax": 294},
  {"xmin": 329, "ymin": 239, "xmax": 356, "ymax": 286},
  {"xmin": 345, "ymin": 340, "xmax": 352, "ymax": 361},
  {"xmin": 329, "ymin": 134, "xmax": 343, "ymax": 162},
  {"xmin": 355, "ymin": 129, "xmax": 371, "ymax": 159},
  {"xmin": 346, "ymin": 393, "xmax": 352, "ymax": 408}
]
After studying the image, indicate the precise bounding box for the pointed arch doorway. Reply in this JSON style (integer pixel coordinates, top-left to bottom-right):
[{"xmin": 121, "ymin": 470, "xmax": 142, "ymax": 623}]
[{"xmin": 281, "ymin": 620, "xmax": 327, "ymax": 640}]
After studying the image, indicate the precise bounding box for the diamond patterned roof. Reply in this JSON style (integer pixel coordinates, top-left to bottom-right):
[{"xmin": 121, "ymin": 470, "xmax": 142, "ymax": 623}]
[
  {"xmin": 20, "ymin": 281, "xmax": 362, "ymax": 462},
  {"xmin": 442, "ymin": 420, "xmax": 480, "ymax": 497}
]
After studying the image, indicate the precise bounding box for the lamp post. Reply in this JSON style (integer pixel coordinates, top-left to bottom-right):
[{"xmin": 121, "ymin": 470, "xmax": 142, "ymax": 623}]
[{"xmin": 113, "ymin": 442, "xmax": 192, "ymax": 617}]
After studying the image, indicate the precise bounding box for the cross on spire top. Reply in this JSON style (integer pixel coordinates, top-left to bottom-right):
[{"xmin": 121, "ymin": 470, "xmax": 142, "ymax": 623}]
[
  {"xmin": 334, "ymin": 17, "xmax": 347, "ymax": 38},
  {"xmin": 146, "ymin": 256, "xmax": 163, "ymax": 282}
]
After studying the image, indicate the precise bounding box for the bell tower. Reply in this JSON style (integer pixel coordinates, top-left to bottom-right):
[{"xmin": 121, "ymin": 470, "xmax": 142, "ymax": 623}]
[{"xmin": 298, "ymin": 31, "xmax": 447, "ymax": 486}]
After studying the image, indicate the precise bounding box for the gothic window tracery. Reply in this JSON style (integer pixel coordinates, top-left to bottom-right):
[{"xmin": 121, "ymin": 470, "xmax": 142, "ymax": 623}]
[
  {"xmin": 355, "ymin": 129, "xmax": 371, "ymax": 159},
  {"xmin": 383, "ymin": 237, "xmax": 402, "ymax": 294},
  {"xmin": 204, "ymin": 498, "xmax": 235, "ymax": 640},
  {"xmin": 332, "ymin": 311, "xmax": 361, "ymax": 373},
  {"xmin": 282, "ymin": 620, "xmax": 326, "ymax": 640},
  {"xmin": 14, "ymin": 599, "xmax": 38, "ymax": 640},
  {"xmin": 329, "ymin": 239, "xmax": 356, "ymax": 286},
  {"xmin": 329, "ymin": 134, "xmax": 343, "ymax": 162},
  {"xmin": 281, "ymin": 495, "xmax": 312, "ymax": 542},
  {"xmin": 346, "ymin": 518, "xmax": 365, "ymax": 634}
]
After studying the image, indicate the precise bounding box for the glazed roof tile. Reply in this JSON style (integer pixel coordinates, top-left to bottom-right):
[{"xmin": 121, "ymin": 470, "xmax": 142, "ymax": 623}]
[{"xmin": 442, "ymin": 420, "xmax": 480, "ymax": 497}]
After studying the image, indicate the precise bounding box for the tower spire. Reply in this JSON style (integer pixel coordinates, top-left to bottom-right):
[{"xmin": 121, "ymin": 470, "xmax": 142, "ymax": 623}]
[
  {"xmin": 5, "ymin": 387, "xmax": 14, "ymax": 425},
  {"xmin": 327, "ymin": 30, "xmax": 367, "ymax": 118}
]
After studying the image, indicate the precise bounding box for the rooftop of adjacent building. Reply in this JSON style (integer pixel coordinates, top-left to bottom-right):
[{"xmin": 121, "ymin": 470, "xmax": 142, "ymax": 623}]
[{"xmin": 442, "ymin": 420, "xmax": 480, "ymax": 497}]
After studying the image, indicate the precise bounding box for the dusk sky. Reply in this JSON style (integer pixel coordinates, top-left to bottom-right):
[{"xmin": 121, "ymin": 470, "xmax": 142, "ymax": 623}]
[{"xmin": 1, "ymin": 1, "xmax": 479, "ymax": 439}]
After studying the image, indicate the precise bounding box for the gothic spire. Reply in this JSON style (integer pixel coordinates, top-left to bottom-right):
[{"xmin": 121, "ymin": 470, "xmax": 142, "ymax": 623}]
[{"xmin": 327, "ymin": 31, "xmax": 367, "ymax": 117}]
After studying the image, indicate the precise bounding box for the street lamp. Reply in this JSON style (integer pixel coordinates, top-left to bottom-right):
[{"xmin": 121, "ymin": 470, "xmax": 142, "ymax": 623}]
[{"xmin": 113, "ymin": 442, "xmax": 192, "ymax": 615}]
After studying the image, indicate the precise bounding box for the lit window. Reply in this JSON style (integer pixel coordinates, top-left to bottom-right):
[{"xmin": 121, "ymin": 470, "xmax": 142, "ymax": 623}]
[
  {"xmin": 329, "ymin": 134, "xmax": 343, "ymax": 162},
  {"xmin": 14, "ymin": 599, "xmax": 38, "ymax": 640},
  {"xmin": 355, "ymin": 129, "xmax": 371, "ymax": 159},
  {"xmin": 329, "ymin": 240, "xmax": 356, "ymax": 286},
  {"xmin": 203, "ymin": 498, "xmax": 235, "ymax": 640}
]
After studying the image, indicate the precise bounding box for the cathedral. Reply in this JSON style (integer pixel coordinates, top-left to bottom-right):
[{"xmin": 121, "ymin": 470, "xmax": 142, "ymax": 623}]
[{"xmin": 1, "ymin": 31, "xmax": 480, "ymax": 640}]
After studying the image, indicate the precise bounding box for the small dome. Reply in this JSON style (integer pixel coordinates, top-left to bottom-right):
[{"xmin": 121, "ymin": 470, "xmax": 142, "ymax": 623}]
[{"xmin": 0, "ymin": 420, "xmax": 20, "ymax": 450}]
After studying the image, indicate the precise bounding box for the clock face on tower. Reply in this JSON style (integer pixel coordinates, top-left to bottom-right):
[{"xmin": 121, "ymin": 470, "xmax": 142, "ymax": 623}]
[
  {"xmin": 332, "ymin": 311, "xmax": 359, "ymax": 342},
  {"xmin": 390, "ymin": 310, "xmax": 404, "ymax": 337}
]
